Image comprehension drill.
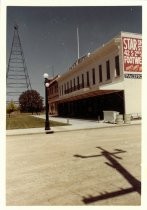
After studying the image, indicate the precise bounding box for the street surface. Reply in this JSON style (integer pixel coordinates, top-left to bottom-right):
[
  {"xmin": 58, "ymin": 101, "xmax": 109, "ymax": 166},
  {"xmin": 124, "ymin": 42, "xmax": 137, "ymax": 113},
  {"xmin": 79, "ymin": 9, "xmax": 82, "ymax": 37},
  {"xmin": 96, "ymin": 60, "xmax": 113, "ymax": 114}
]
[{"xmin": 6, "ymin": 125, "xmax": 141, "ymax": 205}]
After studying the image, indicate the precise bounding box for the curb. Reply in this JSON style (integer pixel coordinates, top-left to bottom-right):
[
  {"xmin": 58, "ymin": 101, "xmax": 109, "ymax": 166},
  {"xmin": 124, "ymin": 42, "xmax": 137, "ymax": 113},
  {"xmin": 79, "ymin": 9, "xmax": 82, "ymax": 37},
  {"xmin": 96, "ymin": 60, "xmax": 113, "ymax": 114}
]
[{"xmin": 6, "ymin": 122, "xmax": 141, "ymax": 136}]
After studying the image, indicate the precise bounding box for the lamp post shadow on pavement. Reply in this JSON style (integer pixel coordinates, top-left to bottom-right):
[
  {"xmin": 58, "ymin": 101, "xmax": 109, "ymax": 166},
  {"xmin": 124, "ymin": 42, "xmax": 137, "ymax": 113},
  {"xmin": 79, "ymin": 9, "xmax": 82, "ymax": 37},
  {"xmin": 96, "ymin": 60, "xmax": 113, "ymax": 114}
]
[
  {"xmin": 74, "ymin": 147, "xmax": 141, "ymax": 204},
  {"xmin": 43, "ymin": 73, "xmax": 54, "ymax": 134}
]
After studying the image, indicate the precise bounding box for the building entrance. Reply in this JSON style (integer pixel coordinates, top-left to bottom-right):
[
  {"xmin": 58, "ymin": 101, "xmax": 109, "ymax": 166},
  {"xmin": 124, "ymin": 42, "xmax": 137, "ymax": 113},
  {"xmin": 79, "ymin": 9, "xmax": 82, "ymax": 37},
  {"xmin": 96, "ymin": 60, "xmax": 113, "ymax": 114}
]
[{"xmin": 58, "ymin": 90, "xmax": 125, "ymax": 120}]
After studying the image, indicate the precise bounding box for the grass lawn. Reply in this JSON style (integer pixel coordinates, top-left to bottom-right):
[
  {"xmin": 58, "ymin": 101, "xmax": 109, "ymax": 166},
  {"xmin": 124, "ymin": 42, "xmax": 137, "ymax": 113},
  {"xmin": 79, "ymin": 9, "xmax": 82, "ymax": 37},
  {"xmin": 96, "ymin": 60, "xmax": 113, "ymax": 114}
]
[{"xmin": 6, "ymin": 114, "xmax": 68, "ymax": 130}]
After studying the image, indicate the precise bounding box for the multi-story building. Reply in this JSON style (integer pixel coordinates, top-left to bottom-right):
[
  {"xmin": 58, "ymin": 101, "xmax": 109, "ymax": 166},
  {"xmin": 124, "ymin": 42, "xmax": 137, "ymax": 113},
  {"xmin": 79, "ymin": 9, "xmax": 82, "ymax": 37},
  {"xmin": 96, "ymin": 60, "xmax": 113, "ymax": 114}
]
[
  {"xmin": 48, "ymin": 31, "xmax": 142, "ymax": 119},
  {"xmin": 48, "ymin": 75, "xmax": 60, "ymax": 115}
]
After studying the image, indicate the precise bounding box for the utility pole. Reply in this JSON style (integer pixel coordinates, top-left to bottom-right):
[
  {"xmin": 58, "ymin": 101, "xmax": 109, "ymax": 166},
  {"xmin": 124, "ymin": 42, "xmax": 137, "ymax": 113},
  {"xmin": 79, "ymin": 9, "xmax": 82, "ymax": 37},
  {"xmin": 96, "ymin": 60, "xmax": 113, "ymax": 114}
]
[{"xmin": 77, "ymin": 27, "xmax": 80, "ymax": 60}]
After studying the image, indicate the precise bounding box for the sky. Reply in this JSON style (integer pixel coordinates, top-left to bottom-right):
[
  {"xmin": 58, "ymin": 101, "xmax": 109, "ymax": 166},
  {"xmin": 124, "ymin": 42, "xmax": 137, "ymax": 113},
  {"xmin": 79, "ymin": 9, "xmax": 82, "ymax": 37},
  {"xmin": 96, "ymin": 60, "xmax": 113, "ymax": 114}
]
[{"xmin": 7, "ymin": 6, "xmax": 142, "ymax": 100}]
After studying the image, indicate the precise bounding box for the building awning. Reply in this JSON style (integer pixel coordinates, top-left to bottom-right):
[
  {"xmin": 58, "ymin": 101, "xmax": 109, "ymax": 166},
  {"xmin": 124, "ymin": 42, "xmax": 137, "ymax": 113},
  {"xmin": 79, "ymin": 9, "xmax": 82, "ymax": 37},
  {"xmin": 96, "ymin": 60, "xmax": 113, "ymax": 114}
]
[{"xmin": 57, "ymin": 89, "xmax": 122, "ymax": 103}]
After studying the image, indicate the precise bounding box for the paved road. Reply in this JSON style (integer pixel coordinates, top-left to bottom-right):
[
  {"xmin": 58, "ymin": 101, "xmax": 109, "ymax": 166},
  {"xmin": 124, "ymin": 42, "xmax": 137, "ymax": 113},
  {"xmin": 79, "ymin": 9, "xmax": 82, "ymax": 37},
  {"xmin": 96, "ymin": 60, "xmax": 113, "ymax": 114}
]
[{"xmin": 6, "ymin": 125, "xmax": 141, "ymax": 206}]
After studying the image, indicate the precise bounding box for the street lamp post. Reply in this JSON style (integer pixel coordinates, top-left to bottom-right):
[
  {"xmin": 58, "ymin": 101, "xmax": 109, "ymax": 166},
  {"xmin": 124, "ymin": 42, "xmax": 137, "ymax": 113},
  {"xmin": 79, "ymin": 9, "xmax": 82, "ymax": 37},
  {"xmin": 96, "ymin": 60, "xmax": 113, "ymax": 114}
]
[{"xmin": 43, "ymin": 73, "xmax": 50, "ymax": 131}]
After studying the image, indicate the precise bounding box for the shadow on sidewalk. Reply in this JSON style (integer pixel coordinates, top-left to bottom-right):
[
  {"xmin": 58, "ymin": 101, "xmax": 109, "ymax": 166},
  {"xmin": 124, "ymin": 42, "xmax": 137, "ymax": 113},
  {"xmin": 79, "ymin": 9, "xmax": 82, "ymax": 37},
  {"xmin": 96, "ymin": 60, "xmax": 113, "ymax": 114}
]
[{"xmin": 74, "ymin": 147, "xmax": 141, "ymax": 204}]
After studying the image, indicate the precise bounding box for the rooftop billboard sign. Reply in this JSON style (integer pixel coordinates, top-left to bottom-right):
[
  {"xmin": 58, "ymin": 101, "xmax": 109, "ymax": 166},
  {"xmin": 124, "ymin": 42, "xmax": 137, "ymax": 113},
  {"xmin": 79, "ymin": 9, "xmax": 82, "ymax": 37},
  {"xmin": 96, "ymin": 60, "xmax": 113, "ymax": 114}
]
[{"xmin": 122, "ymin": 36, "xmax": 142, "ymax": 79}]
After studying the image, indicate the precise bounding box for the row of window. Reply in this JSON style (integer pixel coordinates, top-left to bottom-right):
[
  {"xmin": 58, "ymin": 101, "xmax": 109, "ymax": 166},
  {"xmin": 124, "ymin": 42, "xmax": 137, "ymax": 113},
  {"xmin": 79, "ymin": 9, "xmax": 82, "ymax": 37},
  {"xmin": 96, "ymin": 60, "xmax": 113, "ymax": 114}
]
[
  {"xmin": 59, "ymin": 56, "xmax": 120, "ymax": 96},
  {"xmin": 49, "ymin": 83, "xmax": 58, "ymax": 95}
]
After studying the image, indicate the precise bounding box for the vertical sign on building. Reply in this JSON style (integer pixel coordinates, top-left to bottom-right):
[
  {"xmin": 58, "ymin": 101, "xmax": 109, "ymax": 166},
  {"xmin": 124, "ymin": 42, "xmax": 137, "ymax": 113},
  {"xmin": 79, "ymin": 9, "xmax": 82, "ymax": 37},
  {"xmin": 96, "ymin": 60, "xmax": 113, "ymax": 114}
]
[{"xmin": 122, "ymin": 36, "xmax": 142, "ymax": 79}]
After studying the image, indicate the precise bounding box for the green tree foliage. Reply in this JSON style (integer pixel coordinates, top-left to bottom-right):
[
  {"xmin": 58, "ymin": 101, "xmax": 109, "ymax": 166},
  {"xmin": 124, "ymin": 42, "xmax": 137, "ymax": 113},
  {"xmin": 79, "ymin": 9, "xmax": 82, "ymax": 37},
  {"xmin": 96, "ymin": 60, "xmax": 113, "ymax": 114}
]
[
  {"xmin": 19, "ymin": 90, "xmax": 43, "ymax": 114},
  {"xmin": 6, "ymin": 100, "xmax": 18, "ymax": 117}
]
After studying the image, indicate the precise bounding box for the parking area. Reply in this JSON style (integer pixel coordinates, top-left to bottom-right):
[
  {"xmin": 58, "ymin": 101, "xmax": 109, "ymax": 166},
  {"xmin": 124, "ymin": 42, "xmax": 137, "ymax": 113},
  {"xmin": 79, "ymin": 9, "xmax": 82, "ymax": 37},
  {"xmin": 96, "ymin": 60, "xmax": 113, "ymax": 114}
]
[{"xmin": 6, "ymin": 125, "xmax": 141, "ymax": 205}]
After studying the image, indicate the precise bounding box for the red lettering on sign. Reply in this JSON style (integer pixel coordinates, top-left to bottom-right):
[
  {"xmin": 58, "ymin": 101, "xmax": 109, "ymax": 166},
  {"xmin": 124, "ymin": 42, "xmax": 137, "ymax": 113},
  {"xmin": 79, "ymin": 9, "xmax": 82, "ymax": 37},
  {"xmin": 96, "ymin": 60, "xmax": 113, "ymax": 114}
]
[{"xmin": 122, "ymin": 37, "xmax": 142, "ymax": 72}]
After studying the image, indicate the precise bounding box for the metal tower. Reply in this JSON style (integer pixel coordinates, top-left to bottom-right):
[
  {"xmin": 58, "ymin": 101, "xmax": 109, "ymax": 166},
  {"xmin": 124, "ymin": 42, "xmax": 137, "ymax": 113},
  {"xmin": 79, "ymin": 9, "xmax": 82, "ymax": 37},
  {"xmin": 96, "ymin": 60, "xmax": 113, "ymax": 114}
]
[{"xmin": 6, "ymin": 24, "xmax": 32, "ymax": 104}]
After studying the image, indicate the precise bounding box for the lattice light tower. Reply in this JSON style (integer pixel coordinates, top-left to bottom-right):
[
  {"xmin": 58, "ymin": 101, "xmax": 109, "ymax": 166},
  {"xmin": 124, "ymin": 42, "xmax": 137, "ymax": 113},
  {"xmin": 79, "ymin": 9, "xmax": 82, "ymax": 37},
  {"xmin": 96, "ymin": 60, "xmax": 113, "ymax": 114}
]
[{"xmin": 6, "ymin": 24, "xmax": 32, "ymax": 104}]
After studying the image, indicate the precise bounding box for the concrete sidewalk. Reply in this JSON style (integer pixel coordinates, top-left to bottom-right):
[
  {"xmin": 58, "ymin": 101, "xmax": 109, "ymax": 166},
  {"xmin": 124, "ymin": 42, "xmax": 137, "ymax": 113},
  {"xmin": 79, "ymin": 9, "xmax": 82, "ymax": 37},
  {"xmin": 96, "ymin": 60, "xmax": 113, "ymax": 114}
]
[{"xmin": 6, "ymin": 115, "xmax": 141, "ymax": 136}]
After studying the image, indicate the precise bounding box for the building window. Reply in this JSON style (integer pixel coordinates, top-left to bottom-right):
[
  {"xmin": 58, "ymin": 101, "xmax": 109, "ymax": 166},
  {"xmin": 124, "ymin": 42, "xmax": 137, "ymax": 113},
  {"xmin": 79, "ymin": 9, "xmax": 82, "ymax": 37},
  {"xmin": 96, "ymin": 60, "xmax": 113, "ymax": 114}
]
[
  {"xmin": 99, "ymin": 65, "xmax": 102, "ymax": 82},
  {"xmin": 92, "ymin": 68, "xmax": 95, "ymax": 85},
  {"xmin": 106, "ymin": 60, "xmax": 110, "ymax": 80},
  {"xmin": 55, "ymin": 84, "xmax": 58, "ymax": 93},
  {"xmin": 64, "ymin": 83, "xmax": 66, "ymax": 94},
  {"xmin": 82, "ymin": 74, "xmax": 84, "ymax": 88},
  {"xmin": 74, "ymin": 78, "xmax": 76, "ymax": 90},
  {"xmin": 66, "ymin": 82, "xmax": 69, "ymax": 93},
  {"xmin": 115, "ymin": 55, "xmax": 120, "ymax": 77},
  {"xmin": 62, "ymin": 85, "xmax": 63, "ymax": 95},
  {"xmin": 77, "ymin": 76, "xmax": 80, "ymax": 89},
  {"xmin": 59, "ymin": 87, "xmax": 60, "ymax": 96},
  {"xmin": 70, "ymin": 80, "xmax": 72, "ymax": 92},
  {"xmin": 86, "ymin": 71, "xmax": 90, "ymax": 87}
]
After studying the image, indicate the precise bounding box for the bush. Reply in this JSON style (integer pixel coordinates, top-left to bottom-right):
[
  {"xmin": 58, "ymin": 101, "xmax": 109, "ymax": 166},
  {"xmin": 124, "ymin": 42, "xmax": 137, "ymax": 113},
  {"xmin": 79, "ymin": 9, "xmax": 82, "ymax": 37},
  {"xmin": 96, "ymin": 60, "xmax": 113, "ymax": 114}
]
[
  {"xmin": 6, "ymin": 100, "xmax": 18, "ymax": 117},
  {"xmin": 19, "ymin": 90, "xmax": 43, "ymax": 114}
]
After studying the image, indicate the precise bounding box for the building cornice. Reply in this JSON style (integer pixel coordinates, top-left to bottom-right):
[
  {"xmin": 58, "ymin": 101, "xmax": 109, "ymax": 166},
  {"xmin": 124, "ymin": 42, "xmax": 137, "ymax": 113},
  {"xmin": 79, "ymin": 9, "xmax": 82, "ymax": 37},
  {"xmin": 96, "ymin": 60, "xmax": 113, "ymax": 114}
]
[
  {"xmin": 57, "ymin": 31, "xmax": 142, "ymax": 82},
  {"xmin": 58, "ymin": 37, "xmax": 120, "ymax": 82}
]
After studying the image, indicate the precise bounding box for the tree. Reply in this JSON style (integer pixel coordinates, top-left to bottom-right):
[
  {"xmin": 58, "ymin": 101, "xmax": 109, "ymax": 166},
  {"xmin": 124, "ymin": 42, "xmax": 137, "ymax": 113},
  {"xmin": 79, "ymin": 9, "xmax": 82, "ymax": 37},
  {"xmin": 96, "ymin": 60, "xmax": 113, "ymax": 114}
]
[
  {"xmin": 6, "ymin": 100, "xmax": 18, "ymax": 117},
  {"xmin": 19, "ymin": 90, "xmax": 43, "ymax": 114}
]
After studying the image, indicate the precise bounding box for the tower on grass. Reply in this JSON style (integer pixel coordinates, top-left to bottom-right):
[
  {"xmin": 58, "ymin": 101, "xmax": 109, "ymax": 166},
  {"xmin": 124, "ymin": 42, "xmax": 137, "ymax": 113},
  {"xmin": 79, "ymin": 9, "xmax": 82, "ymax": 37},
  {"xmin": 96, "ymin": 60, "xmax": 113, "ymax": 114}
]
[{"xmin": 6, "ymin": 24, "xmax": 32, "ymax": 104}]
